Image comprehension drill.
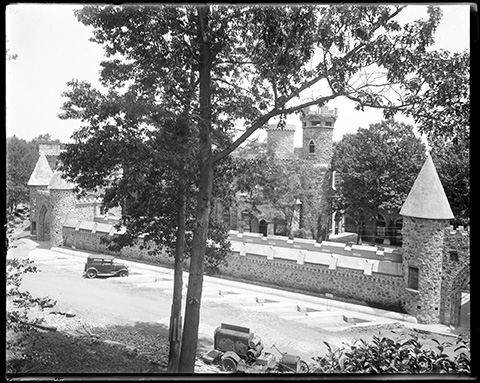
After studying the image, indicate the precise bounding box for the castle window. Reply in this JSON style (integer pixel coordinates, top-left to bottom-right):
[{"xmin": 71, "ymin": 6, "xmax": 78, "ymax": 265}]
[
  {"xmin": 309, "ymin": 140, "xmax": 315, "ymax": 154},
  {"xmin": 408, "ymin": 266, "xmax": 419, "ymax": 290},
  {"xmin": 325, "ymin": 121, "xmax": 333, "ymax": 127}
]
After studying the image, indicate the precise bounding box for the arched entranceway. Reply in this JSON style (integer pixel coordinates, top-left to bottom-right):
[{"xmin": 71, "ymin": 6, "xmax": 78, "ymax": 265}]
[
  {"xmin": 259, "ymin": 219, "xmax": 268, "ymax": 237},
  {"xmin": 441, "ymin": 265, "xmax": 469, "ymax": 327},
  {"xmin": 37, "ymin": 204, "xmax": 49, "ymax": 241}
]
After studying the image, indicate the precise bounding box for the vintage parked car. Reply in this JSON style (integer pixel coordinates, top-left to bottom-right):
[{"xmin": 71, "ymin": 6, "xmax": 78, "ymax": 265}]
[{"xmin": 83, "ymin": 255, "xmax": 129, "ymax": 279}]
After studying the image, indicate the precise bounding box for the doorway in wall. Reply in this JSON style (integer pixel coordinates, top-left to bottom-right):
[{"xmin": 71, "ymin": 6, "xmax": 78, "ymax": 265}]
[
  {"xmin": 38, "ymin": 204, "xmax": 49, "ymax": 241},
  {"xmin": 259, "ymin": 219, "xmax": 268, "ymax": 237}
]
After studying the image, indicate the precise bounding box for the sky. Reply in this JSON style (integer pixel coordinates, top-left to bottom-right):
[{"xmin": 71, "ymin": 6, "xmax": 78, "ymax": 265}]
[{"xmin": 5, "ymin": 3, "xmax": 471, "ymax": 146}]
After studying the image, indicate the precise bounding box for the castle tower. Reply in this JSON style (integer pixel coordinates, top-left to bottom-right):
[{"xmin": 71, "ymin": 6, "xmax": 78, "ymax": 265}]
[
  {"xmin": 27, "ymin": 153, "xmax": 54, "ymax": 237},
  {"xmin": 266, "ymin": 123, "xmax": 296, "ymax": 159},
  {"xmin": 300, "ymin": 105, "xmax": 338, "ymax": 165},
  {"xmin": 48, "ymin": 171, "xmax": 76, "ymax": 247},
  {"xmin": 400, "ymin": 155, "xmax": 454, "ymax": 324}
]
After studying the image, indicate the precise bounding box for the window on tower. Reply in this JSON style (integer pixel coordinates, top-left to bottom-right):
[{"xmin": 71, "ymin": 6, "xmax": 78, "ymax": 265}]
[
  {"xmin": 408, "ymin": 266, "xmax": 419, "ymax": 290},
  {"xmin": 309, "ymin": 140, "xmax": 315, "ymax": 154}
]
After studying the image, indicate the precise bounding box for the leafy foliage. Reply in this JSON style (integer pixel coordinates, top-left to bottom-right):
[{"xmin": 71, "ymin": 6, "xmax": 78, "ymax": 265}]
[
  {"xmin": 312, "ymin": 335, "xmax": 470, "ymax": 374},
  {"xmin": 430, "ymin": 134, "xmax": 469, "ymax": 227},
  {"xmin": 332, "ymin": 120, "xmax": 426, "ymax": 229},
  {"xmin": 6, "ymin": 258, "xmax": 56, "ymax": 331},
  {"xmin": 234, "ymin": 151, "xmax": 331, "ymax": 240},
  {"xmin": 403, "ymin": 50, "xmax": 469, "ymax": 143},
  {"xmin": 6, "ymin": 136, "xmax": 38, "ymax": 211}
]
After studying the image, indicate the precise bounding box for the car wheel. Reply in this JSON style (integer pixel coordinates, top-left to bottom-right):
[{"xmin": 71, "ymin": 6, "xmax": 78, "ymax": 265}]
[
  {"xmin": 119, "ymin": 270, "xmax": 128, "ymax": 278},
  {"xmin": 86, "ymin": 269, "xmax": 97, "ymax": 279},
  {"xmin": 221, "ymin": 357, "xmax": 237, "ymax": 372}
]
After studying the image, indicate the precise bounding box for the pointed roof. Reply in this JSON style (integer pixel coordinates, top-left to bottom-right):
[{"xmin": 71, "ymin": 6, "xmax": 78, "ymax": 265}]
[
  {"xmin": 27, "ymin": 154, "xmax": 54, "ymax": 186},
  {"xmin": 48, "ymin": 170, "xmax": 75, "ymax": 190},
  {"xmin": 400, "ymin": 155, "xmax": 454, "ymax": 220}
]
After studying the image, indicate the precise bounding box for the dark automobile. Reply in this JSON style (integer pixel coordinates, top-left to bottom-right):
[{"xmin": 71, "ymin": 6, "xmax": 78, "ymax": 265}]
[{"xmin": 83, "ymin": 255, "xmax": 129, "ymax": 279}]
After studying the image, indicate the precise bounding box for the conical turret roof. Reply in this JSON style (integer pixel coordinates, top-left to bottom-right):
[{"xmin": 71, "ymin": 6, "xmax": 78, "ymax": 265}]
[
  {"xmin": 48, "ymin": 170, "xmax": 75, "ymax": 190},
  {"xmin": 400, "ymin": 155, "xmax": 454, "ymax": 220},
  {"xmin": 27, "ymin": 154, "xmax": 54, "ymax": 186}
]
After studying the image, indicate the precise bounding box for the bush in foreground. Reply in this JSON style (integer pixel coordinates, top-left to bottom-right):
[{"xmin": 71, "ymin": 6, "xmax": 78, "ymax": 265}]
[{"xmin": 311, "ymin": 335, "xmax": 470, "ymax": 374}]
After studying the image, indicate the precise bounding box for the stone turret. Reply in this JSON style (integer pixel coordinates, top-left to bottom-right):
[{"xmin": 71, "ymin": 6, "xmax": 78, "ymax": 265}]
[
  {"xmin": 48, "ymin": 171, "xmax": 76, "ymax": 247},
  {"xmin": 266, "ymin": 123, "xmax": 296, "ymax": 159},
  {"xmin": 400, "ymin": 155, "xmax": 454, "ymax": 324},
  {"xmin": 300, "ymin": 105, "xmax": 338, "ymax": 165}
]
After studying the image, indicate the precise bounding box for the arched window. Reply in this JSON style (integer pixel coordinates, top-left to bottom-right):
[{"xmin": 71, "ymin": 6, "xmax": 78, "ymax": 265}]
[{"xmin": 308, "ymin": 140, "xmax": 315, "ymax": 154}]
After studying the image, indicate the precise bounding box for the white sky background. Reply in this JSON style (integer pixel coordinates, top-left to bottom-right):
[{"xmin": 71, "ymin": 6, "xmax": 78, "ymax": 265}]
[{"xmin": 5, "ymin": 3, "xmax": 471, "ymax": 145}]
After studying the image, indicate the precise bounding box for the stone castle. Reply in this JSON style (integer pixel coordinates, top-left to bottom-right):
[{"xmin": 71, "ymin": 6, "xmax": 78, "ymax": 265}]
[
  {"xmin": 27, "ymin": 116, "xmax": 469, "ymax": 327},
  {"xmin": 221, "ymin": 105, "xmax": 339, "ymax": 239}
]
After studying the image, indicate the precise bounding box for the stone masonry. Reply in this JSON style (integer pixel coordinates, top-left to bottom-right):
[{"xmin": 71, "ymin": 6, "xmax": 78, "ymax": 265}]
[{"xmin": 401, "ymin": 217, "xmax": 448, "ymax": 323}]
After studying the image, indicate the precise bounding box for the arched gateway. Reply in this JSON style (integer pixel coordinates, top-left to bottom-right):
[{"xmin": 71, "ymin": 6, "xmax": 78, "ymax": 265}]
[{"xmin": 37, "ymin": 204, "xmax": 49, "ymax": 241}]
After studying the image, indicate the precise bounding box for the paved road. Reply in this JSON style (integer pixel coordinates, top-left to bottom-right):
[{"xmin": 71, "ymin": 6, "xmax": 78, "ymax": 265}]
[
  {"xmin": 8, "ymin": 230, "xmax": 467, "ymax": 362},
  {"xmin": 9, "ymin": 234, "xmax": 341, "ymax": 360}
]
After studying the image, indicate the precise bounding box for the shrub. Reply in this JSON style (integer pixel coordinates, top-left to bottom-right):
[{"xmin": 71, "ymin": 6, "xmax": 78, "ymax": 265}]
[
  {"xmin": 292, "ymin": 228, "xmax": 310, "ymax": 239},
  {"xmin": 311, "ymin": 335, "xmax": 470, "ymax": 374},
  {"xmin": 6, "ymin": 258, "xmax": 57, "ymax": 373},
  {"xmin": 6, "ymin": 258, "xmax": 57, "ymax": 334}
]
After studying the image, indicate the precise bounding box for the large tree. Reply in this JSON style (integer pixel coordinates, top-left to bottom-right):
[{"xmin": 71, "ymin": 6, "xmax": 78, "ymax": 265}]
[
  {"xmin": 332, "ymin": 120, "xmax": 426, "ymax": 242},
  {"xmin": 407, "ymin": 50, "xmax": 470, "ymax": 227},
  {"xmin": 59, "ymin": 4, "xmax": 447, "ymax": 372},
  {"xmin": 430, "ymin": 134, "xmax": 469, "ymax": 227}
]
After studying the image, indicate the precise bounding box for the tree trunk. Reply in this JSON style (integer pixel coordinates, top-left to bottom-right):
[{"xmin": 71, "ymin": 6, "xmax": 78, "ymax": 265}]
[
  {"xmin": 167, "ymin": 166, "xmax": 187, "ymax": 373},
  {"xmin": 178, "ymin": 5, "xmax": 213, "ymax": 373},
  {"xmin": 178, "ymin": 161, "xmax": 213, "ymax": 373}
]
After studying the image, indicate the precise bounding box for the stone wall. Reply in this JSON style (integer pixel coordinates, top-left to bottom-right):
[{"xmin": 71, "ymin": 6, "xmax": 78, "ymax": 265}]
[
  {"xmin": 49, "ymin": 190, "xmax": 77, "ymax": 247},
  {"xmin": 301, "ymin": 127, "xmax": 334, "ymax": 165},
  {"xmin": 62, "ymin": 222, "xmax": 405, "ymax": 310},
  {"xmin": 62, "ymin": 222, "xmax": 173, "ymax": 266},
  {"xmin": 60, "ymin": 220, "xmax": 470, "ymax": 321},
  {"xmin": 219, "ymin": 251, "xmax": 404, "ymax": 309}
]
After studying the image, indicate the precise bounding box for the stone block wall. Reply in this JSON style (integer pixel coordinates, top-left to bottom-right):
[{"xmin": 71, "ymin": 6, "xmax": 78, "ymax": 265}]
[
  {"xmin": 62, "ymin": 222, "xmax": 404, "ymax": 310},
  {"xmin": 219, "ymin": 251, "xmax": 404, "ymax": 309},
  {"xmin": 49, "ymin": 190, "xmax": 77, "ymax": 247},
  {"xmin": 60, "ymin": 220, "xmax": 469, "ymax": 322},
  {"xmin": 62, "ymin": 224, "xmax": 173, "ymax": 266},
  {"xmin": 302, "ymin": 127, "xmax": 334, "ymax": 165}
]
